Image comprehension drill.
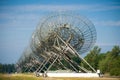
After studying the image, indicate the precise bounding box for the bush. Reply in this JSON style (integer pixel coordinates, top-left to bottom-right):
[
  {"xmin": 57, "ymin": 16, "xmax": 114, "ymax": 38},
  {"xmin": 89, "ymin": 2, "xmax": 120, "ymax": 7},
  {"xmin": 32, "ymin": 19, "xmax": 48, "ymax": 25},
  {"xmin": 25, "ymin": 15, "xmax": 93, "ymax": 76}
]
[{"xmin": 110, "ymin": 68, "xmax": 120, "ymax": 76}]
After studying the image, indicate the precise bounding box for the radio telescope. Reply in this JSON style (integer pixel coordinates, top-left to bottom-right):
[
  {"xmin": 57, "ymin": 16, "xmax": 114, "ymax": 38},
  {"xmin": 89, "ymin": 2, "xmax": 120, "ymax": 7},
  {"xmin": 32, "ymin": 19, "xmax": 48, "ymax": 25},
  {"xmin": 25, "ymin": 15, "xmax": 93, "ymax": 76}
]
[{"xmin": 17, "ymin": 12, "xmax": 97, "ymax": 77}]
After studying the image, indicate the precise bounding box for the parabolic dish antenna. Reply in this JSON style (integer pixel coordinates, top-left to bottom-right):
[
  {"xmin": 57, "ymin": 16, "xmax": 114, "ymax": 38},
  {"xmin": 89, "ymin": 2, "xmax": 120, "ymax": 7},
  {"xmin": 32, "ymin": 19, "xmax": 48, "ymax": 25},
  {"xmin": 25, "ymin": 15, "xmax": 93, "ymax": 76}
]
[
  {"xmin": 17, "ymin": 12, "xmax": 97, "ymax": 76},
  {"xmin": 36, "ymin": 12, "xmax": 96, "ymax": 54}
]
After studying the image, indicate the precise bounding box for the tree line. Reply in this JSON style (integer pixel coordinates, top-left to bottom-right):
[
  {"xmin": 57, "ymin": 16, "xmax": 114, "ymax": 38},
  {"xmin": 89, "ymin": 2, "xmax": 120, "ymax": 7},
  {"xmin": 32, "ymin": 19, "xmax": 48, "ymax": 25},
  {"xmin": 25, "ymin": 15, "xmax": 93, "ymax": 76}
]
[
  {"xmin": 0, "ymin": 64, "xmax": 16, "ymax": 73},
  {"xmin": 82, "ymin": 45, "xmax": 120, "ymax": 76}
]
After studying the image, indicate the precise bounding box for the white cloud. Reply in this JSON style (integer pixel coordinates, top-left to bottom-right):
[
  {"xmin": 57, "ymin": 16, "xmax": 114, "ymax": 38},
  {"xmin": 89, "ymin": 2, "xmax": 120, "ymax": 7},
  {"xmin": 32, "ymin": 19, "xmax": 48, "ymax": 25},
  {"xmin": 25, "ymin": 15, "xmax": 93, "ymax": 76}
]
[
  {"xmin": 0, "ymin": 13, "xmax": 40, "ymax": 28},
  {"xmin": 1, "ymin": 4, "xmax": 120, "ymax": 12},
  {"xmin": 95, "ymin": 42, "xmax": 120, "ymax": 46},
  {"xmin": 0, "ymin": 5, "xmax": 91, "ymax": 12},
  {"xmin": 94, "ymin": 21, "xmax": 120, "ymax": 27},
  {"xmin": 0, "ymin": 4, "xmax": 120, "ymax": 30}
]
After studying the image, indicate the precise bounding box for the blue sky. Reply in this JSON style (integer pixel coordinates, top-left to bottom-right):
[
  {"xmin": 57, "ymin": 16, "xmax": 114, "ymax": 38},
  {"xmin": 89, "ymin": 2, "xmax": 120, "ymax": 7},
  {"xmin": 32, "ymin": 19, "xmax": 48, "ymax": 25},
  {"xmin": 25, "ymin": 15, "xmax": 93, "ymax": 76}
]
[{"xmin": 0, "ymin": 0, "xmax": 120, "ymax": 64}]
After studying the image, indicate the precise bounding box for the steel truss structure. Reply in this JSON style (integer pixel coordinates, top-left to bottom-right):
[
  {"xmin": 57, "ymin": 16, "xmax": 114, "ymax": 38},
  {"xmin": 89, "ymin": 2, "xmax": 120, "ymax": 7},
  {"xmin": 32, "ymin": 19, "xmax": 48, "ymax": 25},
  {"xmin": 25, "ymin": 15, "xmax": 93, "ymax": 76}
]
[{"xmin": 16, "ymin": 12, "xmax": 97, "ymax": 76}]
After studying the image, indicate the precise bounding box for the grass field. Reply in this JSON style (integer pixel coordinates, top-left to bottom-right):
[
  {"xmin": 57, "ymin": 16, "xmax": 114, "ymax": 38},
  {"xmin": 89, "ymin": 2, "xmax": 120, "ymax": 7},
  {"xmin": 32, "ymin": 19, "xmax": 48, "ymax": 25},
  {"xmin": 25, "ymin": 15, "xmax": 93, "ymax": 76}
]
[{"xmin": 0, "ymin": 73, "xmax": 119, "ymax": 80}]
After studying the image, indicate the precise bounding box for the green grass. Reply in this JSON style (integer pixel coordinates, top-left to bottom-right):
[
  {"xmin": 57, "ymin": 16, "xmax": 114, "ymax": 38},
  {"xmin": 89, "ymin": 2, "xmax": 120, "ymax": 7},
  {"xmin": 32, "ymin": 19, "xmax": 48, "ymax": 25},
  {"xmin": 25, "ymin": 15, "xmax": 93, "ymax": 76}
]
[
  {"xmin": 0, "ymin": 73, "xmax": 119, "ymax": 80},
  {"xmin": 0, "ymin": 73, "xmax": 43, "ymax": 80}
]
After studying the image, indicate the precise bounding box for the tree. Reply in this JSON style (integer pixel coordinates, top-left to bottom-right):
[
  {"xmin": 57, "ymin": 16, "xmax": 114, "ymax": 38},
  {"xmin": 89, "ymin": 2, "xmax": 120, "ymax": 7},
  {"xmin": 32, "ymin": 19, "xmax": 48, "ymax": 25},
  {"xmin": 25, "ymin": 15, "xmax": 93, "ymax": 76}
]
[
  {"xmin": 81, "ymin": 46, "xmax": 101, "ymax": 71},
  {"xmin": 109, "ymin": 46, "xmax": 120, "ymax": 76},
  {"xmin": 99, "ymin": 45, "xmax": 120, "ymax": 76},
  {"xmin": 99, "ymin": 51, "xmax": 110, "ymax": 73}
]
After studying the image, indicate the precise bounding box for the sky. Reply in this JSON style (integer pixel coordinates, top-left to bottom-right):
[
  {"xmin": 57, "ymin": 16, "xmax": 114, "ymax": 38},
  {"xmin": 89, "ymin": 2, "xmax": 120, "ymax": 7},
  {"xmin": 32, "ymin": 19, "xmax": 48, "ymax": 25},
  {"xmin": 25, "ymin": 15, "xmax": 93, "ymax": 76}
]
[{"xmin": 0, "ymin": 0, "xmax": 120, "ymax": 64}]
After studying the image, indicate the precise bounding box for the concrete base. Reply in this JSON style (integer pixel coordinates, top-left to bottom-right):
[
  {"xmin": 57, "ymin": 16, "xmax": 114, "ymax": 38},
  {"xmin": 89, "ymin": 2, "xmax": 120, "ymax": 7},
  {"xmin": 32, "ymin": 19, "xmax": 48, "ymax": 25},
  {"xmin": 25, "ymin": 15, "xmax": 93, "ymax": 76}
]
[{"xmin": 43, "ymin": 73, "xmax": 99, "ymax": 77}]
